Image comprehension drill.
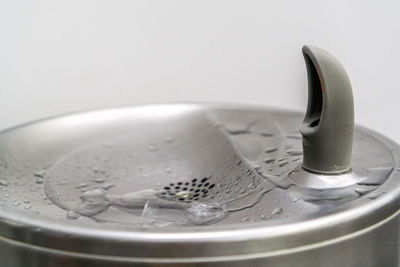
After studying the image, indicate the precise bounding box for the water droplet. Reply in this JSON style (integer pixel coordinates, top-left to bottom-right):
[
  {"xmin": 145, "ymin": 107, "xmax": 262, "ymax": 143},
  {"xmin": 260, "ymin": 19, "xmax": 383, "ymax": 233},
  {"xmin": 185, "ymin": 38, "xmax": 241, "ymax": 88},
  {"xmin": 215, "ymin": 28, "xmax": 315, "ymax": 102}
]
[
  {"xmin": 165, "ymin": 168, "xmax": 172, "ymax": 174},
  {"xmin": 148, "ymin": 145, "xmax": 157, "ymax": 151},
  {"xmin": 241, "ymin": 217, "xmax": 249, "ymax": 222},
  {"xmin": 94, "ymin": 177, "xmax": 105, "ymax": 183},
  {"xmin": 33, "ymin": 170, "xmax": 46, "ymax": 178},
  {"xmin": 286, "ymin": 150, "xmax": 303, "ymax": 156},
  {"xmin": 263, "ymin": 158, "xmax": 274, "ymax": 164},
  {"xmin": 13, "ymin": 201, "xmax": 20, "ymax": 207},
  {"xmin": 260, "ymin": 132, "xmax": 274, "ymax": 137},
  {"xmin": 279, "ymin": 162, "xmax": 289, "ymax": 168},
  {"xmin": 66, "ymin": 211, "xmax": 80, "ymax": 220},
  {"xmin": 24, "ymin": 204, "xmax": 31, "ymax": 210},
  {"xmin": 226, "ymin": 128, "xmax": 251, "ymax": 135},
  {"xmin": 102, "ymin": 183, "xmax": 115, "ymax": 190},
  {"xmin": 0, "ymin": 179, "xmax": 8, "ymax": 186},
  {"xmin": 75, "ymin": 183, "xmax": 89, "ymax": 189},
  {"xmin": 265, "ymin": 148, "xmax": 277, "ymax": 153},
  {"xmin": 36, "ymin": 178, "xmax": 43, "ymax": 184},
  {"xmin": 271, "ymin": 207, "xmax": 283, "ymax": 215},
  {"xmin": 248, "ymin": 182, "xmax": 256, "ymax": 189},
  {"xmin": 355, "ymin": 187, "xmax": 374, "ymax": 196},
  {"xmin": 185, "ymin": 203, "xmax": 227, "ymax": 225},
  {"xmin": 75, "ymin": 189, "xmax": 109, "ymax": 216}
]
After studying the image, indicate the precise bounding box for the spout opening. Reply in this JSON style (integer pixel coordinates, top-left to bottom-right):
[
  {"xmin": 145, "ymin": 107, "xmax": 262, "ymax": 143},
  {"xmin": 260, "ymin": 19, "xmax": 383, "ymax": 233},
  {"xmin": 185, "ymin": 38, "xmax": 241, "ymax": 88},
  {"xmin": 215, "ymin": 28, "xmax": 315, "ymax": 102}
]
[{"xmin": 303, "ymin": 53, "xmax": 323, "ymax": 129}]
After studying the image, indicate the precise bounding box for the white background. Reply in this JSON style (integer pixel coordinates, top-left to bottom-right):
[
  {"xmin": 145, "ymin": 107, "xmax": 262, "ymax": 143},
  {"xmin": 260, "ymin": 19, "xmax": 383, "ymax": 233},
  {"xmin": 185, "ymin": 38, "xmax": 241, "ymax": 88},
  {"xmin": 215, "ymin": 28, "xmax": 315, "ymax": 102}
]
[{"xmin": 1, "ymin": 1, "xmax": 399, "ymax": 142}]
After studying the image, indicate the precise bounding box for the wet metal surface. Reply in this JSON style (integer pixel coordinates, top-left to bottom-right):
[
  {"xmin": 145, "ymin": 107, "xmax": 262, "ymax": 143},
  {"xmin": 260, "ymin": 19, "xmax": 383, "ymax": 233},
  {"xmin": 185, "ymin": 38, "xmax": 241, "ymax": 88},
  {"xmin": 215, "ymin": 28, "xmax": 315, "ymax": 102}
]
[{"xmin": 0, "ymin": 104, "xmax": 399, "ymax": 266}]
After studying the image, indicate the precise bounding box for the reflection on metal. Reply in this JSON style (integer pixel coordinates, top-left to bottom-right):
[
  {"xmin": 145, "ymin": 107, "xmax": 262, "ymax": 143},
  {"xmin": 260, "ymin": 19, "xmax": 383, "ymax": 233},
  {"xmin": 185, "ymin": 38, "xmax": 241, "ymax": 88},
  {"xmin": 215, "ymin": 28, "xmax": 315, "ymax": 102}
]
[{"xmin": 0, "ymin": 104, "xmax": 399, "ymax": 266}]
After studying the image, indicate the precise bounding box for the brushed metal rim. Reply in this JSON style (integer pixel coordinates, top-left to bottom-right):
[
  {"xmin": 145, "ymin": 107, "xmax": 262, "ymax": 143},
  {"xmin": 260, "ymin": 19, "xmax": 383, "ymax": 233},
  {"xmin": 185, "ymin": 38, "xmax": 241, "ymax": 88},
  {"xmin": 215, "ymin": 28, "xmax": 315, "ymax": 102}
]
[{"xmin": 1, "ymin": 209, "xmax": 399, "ymax": 263}]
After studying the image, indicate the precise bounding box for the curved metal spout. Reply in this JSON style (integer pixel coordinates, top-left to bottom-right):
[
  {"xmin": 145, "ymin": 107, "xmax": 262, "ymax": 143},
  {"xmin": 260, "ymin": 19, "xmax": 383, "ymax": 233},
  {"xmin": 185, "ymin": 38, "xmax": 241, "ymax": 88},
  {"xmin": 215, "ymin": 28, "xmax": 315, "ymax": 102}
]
[{"xmin": 300, "ymin": 45, "xmax": 354, "ymax": 174}]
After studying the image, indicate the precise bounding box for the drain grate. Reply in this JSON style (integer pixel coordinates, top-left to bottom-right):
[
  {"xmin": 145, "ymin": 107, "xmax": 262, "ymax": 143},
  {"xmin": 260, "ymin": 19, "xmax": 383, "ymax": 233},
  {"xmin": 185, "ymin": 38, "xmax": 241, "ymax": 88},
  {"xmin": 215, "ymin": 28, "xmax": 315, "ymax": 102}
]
[{"xmin": 158, "ymin": 177, "xmax": 216, "ymax": 203}]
